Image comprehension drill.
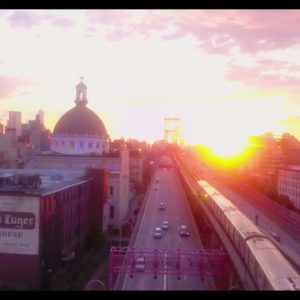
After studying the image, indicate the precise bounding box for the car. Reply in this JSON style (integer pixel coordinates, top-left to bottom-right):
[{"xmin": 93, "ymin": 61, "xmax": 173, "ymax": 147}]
[
  {"xmin": 153, "ymin": 227, "xmax": 163, "ymax": 239},
  {"xmin": 179, "ymin": 225, "xmax": 190, "ymax": 237},
  {"xmin": 159, "ymin": 203, "xmax": 165, "ymax": 210},
  {"xmin": 135, "ymin": 257, "xmax": 146, "ymax": 272},
  {"xmin": 162, "ymin": 220, "xmax": 169, "ymax": 230}
]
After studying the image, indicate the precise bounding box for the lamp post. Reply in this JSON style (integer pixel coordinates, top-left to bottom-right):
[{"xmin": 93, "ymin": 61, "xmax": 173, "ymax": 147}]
[
  {"xmin": 255, "ymin": 213, "xmax": 260, "ymax": 225},
  {"xmin": 86, "ymin": 279, "xmax": 106, "ymax": 290}
]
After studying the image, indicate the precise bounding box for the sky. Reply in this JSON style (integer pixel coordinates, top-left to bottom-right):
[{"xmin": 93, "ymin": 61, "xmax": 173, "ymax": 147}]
[{"xmin": 1, "ymin": 9, "xmax": 300, "ymax": 154}]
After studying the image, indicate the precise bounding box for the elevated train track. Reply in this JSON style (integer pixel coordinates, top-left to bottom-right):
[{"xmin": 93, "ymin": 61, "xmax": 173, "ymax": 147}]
[{"xmin": 173, "ymin": 152, "xmax": 300, "ymax": 290}]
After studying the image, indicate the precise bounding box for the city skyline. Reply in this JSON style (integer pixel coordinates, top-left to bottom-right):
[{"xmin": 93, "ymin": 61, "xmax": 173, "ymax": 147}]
[{"xmin": 1, "ymin": 10, "xmax": 300, "ymax": 155}]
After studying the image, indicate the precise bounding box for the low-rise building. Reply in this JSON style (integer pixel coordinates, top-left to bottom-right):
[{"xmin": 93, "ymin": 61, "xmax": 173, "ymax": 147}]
[
  {"xmin": 129, "ymin": 149, "xmax": 144, "ymax": 191},
  {"xmin": 278, "ymin": 166, "xmax": 300, "ymax": 209},
  {"xmin": 0, "ymin": 168, "xmax": 108, "ymax": 289},
  {"xmin": 27, "ymin": 149, "xmax": 129, "ymax": 229}
]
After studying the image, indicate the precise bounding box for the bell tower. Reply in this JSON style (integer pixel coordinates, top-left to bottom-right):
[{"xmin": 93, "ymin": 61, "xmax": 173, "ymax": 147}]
[{"xmin": 75, "ymin": 77, "xmax": 88, "ymax": 106}]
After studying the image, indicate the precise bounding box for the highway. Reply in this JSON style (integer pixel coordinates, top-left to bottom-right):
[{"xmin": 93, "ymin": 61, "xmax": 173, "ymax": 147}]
[{"xmin": 120, "ymin": 165, "xmax": 214, "ymax": 290}]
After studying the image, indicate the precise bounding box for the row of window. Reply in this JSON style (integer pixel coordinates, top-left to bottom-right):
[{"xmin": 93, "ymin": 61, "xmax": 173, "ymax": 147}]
[
  {"xmin": 278, "ymin": 185, "xmax": 300, "ymax": 198},
  {"xmin": 280, "ymin": 171, "xmax": 300, "ymax": 180},
  {"xmin": 279, "ymin": 179, "xmax": 300, "ymax": 189},
  {"xmin": 54, "ymin": 140, "xmax": 104, "ymax": 150}
]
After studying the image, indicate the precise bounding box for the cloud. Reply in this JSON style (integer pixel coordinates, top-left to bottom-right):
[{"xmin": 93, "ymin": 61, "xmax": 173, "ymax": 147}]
[
  {"xmin": 0, "ymin": 75, "xmax": 33, "ymax": 100},
  {"xmin": 225, "ymin": 61, "xmax": 300, "ymax": 95},
  {"xmin": 7, "ymin": 10, "xmax": 42, "ymax": 29},
  {"xmin": 6, "ymin": 10, "xmax": 76, "ymax": 29},
  {"xmin": 6, "ymin": 10, "xmax": 300, "ymax": 54},
  {"xmin": 86, "ymin": 10, "xmax": 131, "ymax": 26},
  {"xmin": 50, "ymin": 17, "xmax": 75, "ymax": 28},
  {"xmin": 86, "ymin": 10, "xmax": 169, "ymax": 41},
  {"xmin": 85, "ymin": 10, "xmax": 300, "ymax": 54}
]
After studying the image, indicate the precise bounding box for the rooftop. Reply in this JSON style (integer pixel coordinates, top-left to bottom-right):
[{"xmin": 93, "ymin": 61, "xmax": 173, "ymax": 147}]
[
  {"xmin": 0, "ymin": 168, "xmax": 87, "ymax": 196},
  {"xmin": 280, "ymin": 165, "xmax": 300, "ymax": 173}
]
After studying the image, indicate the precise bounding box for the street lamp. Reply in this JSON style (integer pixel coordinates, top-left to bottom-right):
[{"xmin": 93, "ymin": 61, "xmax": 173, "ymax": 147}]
[
  {"xmin": 86, "ymin": 279, "xmax": 106, "ymax": 290},
  {"xmin": 255, "ymin": 213, "xmax": 260, "ymax": 225}
]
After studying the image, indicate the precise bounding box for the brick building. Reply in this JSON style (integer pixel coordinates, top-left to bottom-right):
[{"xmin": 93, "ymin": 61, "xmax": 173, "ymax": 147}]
[{"xmin": 0, "ymin": 168, "xmax": 108, "ymax": 289}]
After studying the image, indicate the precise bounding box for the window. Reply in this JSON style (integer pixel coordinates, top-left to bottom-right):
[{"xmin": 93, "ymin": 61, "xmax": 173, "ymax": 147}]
[
  {"xmin": 96, "ymin": 142, "xmax": 100, "ymax": 149},
  {"xmin": 88, "ymin": 142, "xmax": 92, "ymax": 148},
  {"xmin": 70, "ymin": 141, "xmax": 74, "ymax": 150},
  {"xmin": 110, "ymin": 186, "xmax": 114, "ymax": 196},
  {"xmin": 80, "ymin": 142, "xmax": 84, "ymax": 149},
  {"xmin": 61, "ymin": 141, "xmax": 65, "ymax": 147},
  {"xmin": 109, "ymin": 206, "xmax": 114, "ymax": 219}
]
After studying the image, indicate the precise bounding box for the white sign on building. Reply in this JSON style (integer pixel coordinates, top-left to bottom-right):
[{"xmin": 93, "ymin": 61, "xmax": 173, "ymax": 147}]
[{"xmin": 0, "ymin": 195, "xmax": 40, "ymax": 255}]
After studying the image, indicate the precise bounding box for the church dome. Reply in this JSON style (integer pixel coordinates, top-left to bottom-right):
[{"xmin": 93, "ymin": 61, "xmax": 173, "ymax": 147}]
[
  {"xmin": 53, "ymin": 78, "xmax": 108, "ymax": 137},
  {"xmin": 51, "ymin": 79, "xmax": 109, "ymax": 156},
  {"xmin": 53, "ymin": 105, "xmax": 108, "ymax": 137}
]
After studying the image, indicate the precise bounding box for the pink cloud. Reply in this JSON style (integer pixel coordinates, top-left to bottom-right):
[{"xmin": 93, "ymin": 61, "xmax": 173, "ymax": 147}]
[
  {"xmin": 0, "ymin": 75, "xmax": 33, "ymax": 100},
  {"xmin": 107, "ymin": 29, "xmax": 128, "ymax": 41},
  {"xmin": 226, "ymin": 62, "xmax": 300, "ymax": 94},
  {"xmin": 85, "ymin": 10, "xmax": 300, "ymax": 54},
  {"xmin": 166, "ymin": 10, "xmax": 300, "ymax": 54}
]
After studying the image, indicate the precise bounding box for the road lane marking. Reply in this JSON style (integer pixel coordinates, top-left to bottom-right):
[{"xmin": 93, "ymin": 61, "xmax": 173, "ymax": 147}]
[{"xmin": 164, "ymin": 253, "xmax": 167, "ymax": 290}]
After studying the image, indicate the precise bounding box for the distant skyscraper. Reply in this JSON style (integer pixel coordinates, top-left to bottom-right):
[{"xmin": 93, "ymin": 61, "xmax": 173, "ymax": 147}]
[
  {"xmin": 38, "ymin": 110, "xmax": 44, "ymax": 125},
  {"xmin": 0, "ymin": 121, "xmax": 4, "ymax": 135},
  {"xmin": 7, "ymin": 111, "xmax": 21, "ymax": 136}
]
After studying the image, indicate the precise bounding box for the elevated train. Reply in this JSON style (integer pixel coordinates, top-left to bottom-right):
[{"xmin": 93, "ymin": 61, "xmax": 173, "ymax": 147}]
[{"xmin": 198, "ymin": 180, "xmax": 300, "ymax": 290}]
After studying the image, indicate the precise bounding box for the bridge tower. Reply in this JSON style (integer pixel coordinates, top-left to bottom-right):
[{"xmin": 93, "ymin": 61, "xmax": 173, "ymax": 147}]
[{"xmin": 164, "ymin": 117, "xmax": 181, "ymax": 145}]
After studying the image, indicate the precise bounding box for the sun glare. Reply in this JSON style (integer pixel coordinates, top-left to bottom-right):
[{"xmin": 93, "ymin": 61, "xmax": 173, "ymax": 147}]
[{"xmin": 205, "ymin": 137, "xmax": 248, "ymax": 157}]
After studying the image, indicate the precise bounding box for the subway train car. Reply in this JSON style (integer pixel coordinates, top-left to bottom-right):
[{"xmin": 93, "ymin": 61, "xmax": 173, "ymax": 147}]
[{"xmin": 198, "ymin": 180, "xmax": 300, "ymax": 290}]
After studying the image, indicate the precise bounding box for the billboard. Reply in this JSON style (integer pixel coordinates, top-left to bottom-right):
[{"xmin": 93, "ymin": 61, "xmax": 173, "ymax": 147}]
[{"xmin": 0, "ymin": 195, "xmax": 40, "ymax": 255}]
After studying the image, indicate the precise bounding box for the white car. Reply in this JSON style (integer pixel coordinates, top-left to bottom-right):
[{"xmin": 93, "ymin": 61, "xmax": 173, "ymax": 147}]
[
  {"xmin": 135, "ymin": 257, "xmax": 146, "ymax": 272},
  {"xmin": 162, "ymin": 221, "xmax": 169, "ymax": 230},
  {"xmin": 153, "ymin": 227, "xmax": 163, "ymax": 239}
]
